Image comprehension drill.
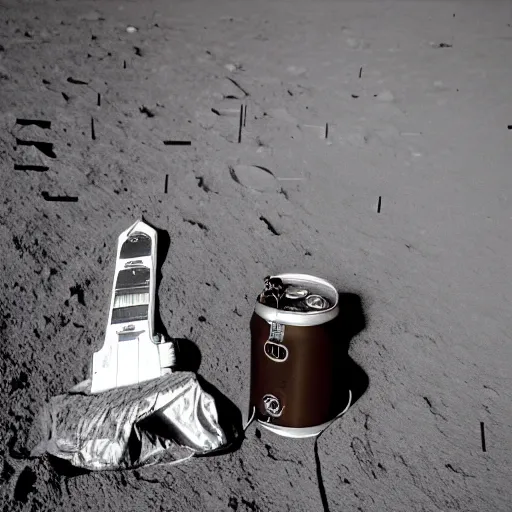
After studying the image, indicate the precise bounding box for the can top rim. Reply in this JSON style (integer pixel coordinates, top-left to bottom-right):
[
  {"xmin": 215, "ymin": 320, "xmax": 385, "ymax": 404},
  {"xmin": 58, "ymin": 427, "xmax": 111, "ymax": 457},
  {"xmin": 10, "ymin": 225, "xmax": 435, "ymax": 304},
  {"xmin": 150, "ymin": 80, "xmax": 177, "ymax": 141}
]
[{"xmin": 254, "ymin": 273, "xmax": 339, "ymax": 326}]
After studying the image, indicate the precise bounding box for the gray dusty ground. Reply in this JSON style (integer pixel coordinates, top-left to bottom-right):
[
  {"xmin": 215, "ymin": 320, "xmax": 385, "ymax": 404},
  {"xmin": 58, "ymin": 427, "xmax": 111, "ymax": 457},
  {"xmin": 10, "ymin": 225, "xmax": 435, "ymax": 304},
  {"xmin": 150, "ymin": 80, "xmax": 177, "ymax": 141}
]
[{"xmin": 1, "ymin": 0, "xmax": 511, "ymax": 510}]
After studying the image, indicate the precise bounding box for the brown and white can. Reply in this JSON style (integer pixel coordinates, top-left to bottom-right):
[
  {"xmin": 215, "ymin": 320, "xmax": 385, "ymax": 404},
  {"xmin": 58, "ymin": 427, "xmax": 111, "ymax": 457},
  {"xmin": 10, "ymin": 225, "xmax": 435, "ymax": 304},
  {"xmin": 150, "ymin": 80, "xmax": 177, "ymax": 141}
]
[{"xmin": 249, "ymin": 273, "xmax": 348, "ymax": 438}]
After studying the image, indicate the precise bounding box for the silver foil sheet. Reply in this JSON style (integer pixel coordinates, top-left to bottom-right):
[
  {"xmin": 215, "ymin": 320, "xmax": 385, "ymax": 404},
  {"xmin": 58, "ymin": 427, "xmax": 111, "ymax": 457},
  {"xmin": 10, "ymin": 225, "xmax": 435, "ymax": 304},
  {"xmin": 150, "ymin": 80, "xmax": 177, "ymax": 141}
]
[{"xmin": 31, "ymin": 371, "xmax": 228, "ymax": 471}]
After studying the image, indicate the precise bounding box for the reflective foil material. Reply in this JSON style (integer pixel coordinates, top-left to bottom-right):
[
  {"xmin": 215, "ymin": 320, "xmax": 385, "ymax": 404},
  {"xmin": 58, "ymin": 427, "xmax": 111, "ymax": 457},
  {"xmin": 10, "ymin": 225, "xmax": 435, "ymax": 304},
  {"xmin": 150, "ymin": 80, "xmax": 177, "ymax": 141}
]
[{"xmin": 32, "ymin": 371, "xmax": 228, "ymax": 471}]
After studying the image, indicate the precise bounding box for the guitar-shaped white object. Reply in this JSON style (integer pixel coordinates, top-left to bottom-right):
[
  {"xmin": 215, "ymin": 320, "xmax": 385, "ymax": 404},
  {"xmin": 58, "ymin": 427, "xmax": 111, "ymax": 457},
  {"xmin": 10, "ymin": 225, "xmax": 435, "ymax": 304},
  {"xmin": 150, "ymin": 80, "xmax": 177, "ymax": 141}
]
[{"xmin": 90, "ymin": 219, "xmax": 175, "ymax": 394}]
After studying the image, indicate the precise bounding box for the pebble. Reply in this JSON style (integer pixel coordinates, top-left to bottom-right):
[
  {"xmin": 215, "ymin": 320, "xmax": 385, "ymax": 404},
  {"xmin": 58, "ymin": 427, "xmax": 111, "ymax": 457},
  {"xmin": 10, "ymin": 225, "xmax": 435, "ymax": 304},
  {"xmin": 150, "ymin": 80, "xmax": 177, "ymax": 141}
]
[
  {"xmin": 225, "ymin": 63, "xmax": 237, "ymax": 72},
  {"xmin": 126, "ymin": 26, "xmax": 138, "ymax": 33}
]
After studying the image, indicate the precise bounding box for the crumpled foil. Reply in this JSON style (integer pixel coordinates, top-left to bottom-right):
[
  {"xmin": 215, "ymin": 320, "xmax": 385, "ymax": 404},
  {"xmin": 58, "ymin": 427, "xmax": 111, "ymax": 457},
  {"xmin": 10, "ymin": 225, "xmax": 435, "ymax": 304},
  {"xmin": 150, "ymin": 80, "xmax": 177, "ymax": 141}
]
[{"xmin": 31, "ymin": 371, "xmax": 229, "ymax": 471}]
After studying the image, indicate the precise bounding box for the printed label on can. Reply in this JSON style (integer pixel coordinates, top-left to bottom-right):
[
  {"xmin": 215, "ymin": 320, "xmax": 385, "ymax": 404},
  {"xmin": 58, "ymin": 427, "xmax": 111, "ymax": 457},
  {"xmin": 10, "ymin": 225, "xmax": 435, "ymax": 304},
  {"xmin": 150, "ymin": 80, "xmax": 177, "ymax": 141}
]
[
  {"xmin": 264, "ymin": 341, "xmax": 288, "ymax": 362},
  {"xmin": 268, "ymin": 321, "xmax": 284, "ymax": 342},
  {"xmin": 264, "ymin": 321, "xmax": 288, "ymax": 362},
  {"xmin": 262, "ymin": 394, "xmax": 284, "ymax": 417}
]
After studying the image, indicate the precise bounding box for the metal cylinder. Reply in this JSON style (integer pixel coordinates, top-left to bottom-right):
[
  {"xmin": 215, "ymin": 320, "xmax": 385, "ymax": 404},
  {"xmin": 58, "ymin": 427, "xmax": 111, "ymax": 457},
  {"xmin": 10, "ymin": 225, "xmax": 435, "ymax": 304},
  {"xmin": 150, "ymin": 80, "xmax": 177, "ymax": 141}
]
[{"xmin": 249, "ymin": 273, "xmax": 341, "ymax": 438}]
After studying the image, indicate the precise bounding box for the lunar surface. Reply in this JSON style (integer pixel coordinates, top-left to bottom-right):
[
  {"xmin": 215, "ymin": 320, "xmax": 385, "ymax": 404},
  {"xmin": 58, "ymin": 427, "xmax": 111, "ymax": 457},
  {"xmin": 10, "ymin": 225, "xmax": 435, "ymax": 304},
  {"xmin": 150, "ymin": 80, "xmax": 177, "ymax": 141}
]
[{"xmin": 1, "ymin": 0, "xmax": 511, "ymax": 510}]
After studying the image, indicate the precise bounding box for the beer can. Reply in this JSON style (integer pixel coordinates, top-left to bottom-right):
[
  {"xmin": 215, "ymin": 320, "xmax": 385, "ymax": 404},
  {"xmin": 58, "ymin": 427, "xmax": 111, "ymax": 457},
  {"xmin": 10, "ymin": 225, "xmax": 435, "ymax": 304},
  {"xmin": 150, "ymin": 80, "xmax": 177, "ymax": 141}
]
[{"xmin": 249, "ymin": 273, "xmax": 342, "ymax": 438}]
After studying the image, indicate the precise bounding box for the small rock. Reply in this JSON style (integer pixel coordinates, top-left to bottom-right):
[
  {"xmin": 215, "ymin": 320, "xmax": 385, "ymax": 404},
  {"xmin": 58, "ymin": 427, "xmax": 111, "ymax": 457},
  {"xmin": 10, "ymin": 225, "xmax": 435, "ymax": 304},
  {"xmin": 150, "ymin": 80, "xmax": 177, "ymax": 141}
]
[
  {"xmin": 429, "ymin": 41, "xmax": 452, "ymax": 48},
  {"xmin": 225, "ymin": 63, "xmax": 236, "ymax": 72},
  {"xmin": 126, "ymin": 26, "xmax": 138, "ymax": 33}
]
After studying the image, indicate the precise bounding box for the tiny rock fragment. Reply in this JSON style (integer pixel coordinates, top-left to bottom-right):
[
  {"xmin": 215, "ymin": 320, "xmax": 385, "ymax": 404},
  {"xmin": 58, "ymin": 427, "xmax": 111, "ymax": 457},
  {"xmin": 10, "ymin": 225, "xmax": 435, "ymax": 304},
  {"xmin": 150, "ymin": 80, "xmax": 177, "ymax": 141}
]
[
  {"xmin": 430, "ymin": 41, "xmax": 452, "ymax": 48},
  {"xmin": 126, "ymin": 26, "xmax": 138, "ymax": 33}
]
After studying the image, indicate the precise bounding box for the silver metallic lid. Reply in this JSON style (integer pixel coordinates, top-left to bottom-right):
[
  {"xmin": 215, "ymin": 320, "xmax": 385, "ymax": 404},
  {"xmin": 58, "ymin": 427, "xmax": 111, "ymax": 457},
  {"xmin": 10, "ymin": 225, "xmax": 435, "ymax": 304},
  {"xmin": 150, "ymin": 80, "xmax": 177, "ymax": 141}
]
[{"xmin": 254, "ymin": 273, "xmax": 339, "ymax": 327}]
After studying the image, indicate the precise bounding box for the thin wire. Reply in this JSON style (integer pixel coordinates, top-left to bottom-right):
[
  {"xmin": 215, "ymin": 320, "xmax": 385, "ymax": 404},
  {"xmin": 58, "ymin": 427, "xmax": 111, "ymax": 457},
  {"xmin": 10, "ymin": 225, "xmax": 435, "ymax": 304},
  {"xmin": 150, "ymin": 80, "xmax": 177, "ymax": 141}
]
[
  {"xmin": 165, "ymin": 452, "xmax": 195, "ymax": 466},
  {"xmin": 314, "ymin": 389, "xmax": 352, "ymax": 512},
  {"xmin": 243, "ymin": 406, "xmax": 256, "ymax": 431}
]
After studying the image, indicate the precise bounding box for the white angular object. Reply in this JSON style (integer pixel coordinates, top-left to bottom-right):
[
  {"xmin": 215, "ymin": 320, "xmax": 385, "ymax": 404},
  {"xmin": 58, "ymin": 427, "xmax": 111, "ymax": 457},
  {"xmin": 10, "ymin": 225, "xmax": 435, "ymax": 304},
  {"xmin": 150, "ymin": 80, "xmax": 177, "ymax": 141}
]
[{"xmin": 90, "ymin": 219, "xmax": 174, "ymax": 394}]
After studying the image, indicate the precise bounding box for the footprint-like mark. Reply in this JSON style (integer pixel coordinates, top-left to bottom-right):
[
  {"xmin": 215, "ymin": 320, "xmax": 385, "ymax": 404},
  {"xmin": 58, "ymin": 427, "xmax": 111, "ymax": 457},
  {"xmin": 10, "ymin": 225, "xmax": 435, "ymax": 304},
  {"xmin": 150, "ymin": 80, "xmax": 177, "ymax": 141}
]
[
  {"xmin": 228, "ymin": 164, "xmax": 278, "ymax": 192},
  {"xmin": 351, "ymin": 437, "xmax": 377, "ymax": 479}
]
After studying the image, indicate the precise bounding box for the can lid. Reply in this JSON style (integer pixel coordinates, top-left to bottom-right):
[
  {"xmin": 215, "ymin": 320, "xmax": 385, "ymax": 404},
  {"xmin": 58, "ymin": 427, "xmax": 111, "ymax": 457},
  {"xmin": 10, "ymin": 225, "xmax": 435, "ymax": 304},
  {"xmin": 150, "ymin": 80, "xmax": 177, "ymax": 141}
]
[{"xmin": 254, "ymin": 273, "xmax": 339, "ymax": 326}]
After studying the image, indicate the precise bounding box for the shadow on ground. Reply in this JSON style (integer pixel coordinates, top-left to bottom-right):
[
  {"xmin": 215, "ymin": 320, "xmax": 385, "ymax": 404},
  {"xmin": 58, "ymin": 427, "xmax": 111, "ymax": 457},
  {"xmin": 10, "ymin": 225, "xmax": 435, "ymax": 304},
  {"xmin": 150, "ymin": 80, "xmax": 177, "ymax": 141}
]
[
  {"xmin": 330, "ymin": 292, "xmax": 369, "ymax": 417},
  {"xmin": 315, "ymin": 292, "xmax": 369, "ymax": 512}
]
